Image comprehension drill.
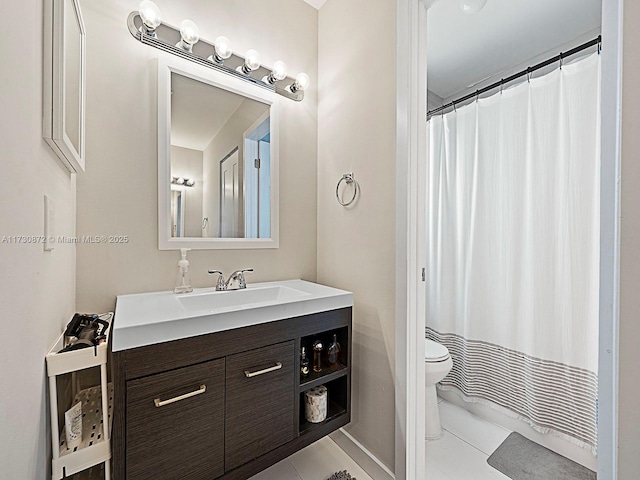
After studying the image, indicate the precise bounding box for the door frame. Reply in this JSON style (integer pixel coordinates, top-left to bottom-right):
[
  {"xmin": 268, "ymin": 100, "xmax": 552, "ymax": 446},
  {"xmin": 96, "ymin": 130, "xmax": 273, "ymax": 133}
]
[
  {"xmin": 243, "ymin": 110, "xmax": 270, "ymax": 238},
  {"xmin": 395, "ymin": 0, "xmax": 623, "ymax": 478}
]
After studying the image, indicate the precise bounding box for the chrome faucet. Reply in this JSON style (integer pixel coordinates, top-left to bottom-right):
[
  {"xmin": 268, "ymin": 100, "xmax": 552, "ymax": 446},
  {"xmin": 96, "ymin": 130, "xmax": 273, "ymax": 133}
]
[{"xmin": 208, "ymin": 269, "xmax": 253, "ymax": 291}]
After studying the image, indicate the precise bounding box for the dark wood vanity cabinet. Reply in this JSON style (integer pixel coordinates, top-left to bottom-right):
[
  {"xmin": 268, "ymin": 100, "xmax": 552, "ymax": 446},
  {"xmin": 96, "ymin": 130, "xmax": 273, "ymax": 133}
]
[
  {"xmin": 111, "ymin": 307, "xmax": 352, "ymax": 480},
  {"xmin": 225, "ymin": 341, "xmax": 296, "ymax": 470},
  {"xmin": 126, "ymin": 358, "xmax": 225, "ymax": 480}
]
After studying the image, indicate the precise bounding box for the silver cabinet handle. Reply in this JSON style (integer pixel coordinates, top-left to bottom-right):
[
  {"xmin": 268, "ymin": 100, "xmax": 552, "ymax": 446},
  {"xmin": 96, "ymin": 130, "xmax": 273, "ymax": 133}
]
[
  {"xmin": 244, "ymin": 362, "xmax": 282, "ymax": 378},
  {"xmin": 154, "ymin": 384, "xmax": 206, "ymax": 407}
]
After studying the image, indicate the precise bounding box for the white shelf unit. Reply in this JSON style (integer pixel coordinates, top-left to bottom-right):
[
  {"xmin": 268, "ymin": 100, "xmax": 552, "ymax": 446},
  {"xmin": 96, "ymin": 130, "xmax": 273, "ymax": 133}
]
[{"xmin": 46, "ymin": 325, "xmax": 113, "ymax": 480}]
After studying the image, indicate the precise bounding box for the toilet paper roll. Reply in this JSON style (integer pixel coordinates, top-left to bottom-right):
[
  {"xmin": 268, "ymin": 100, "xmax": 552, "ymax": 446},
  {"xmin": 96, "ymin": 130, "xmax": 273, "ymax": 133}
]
[{"xmin": 304, "ymin": 385, "xmax": 328, "ymax": 423}]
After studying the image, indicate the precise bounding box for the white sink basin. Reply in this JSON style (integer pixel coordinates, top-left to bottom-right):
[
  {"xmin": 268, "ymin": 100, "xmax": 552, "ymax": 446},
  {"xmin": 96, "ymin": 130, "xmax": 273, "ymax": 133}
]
[
  {"xmin": 177, "ymin": 285, "xmax": 311, "ymax": 313},
  {"xmin": 113, "ymin": 280, "xmax": 353, "ymax": 351}
]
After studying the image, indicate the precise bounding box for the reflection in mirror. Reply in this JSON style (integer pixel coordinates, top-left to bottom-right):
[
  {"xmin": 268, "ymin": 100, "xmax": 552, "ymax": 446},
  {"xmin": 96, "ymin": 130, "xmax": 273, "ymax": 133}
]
[
  {"xmin": 170, "ymin": 186, "xmax": 186, "ymax": 237},
  {"xmin": 170, "ymin": 72, "xmax": 271, "ymax": 239},
  {"xmin": 64, "ymin": 0, "xmax": 82, "ymax": 153}
]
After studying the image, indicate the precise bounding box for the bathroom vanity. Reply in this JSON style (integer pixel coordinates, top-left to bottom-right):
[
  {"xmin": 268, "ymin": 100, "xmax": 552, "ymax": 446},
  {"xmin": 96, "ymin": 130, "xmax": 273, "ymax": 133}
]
[{"xmin": 110, "ymin": 280, "xmax": 353, "ymax": 479}]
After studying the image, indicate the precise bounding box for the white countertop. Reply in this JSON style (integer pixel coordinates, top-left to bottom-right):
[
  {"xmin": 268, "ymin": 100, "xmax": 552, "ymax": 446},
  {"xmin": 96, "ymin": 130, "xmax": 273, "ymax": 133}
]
[{"xmin": 112, "ymin": 279, "xmax": 353, "ymax": 351}]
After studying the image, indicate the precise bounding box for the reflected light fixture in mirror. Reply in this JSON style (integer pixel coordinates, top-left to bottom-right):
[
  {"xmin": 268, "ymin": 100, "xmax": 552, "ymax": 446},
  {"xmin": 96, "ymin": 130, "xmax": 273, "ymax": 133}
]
[
  {"xmin": 138, "ymin": 0, "xmax": 161, "ymax": 36},
  {"xmin": 171, "ymin": 177, "xmax": 195, "ymax": 187}
]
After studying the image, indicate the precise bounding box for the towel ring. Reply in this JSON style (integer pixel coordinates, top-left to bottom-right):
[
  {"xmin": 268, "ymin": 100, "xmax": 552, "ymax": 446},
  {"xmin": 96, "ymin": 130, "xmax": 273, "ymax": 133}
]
[{"xmin": 336, "ymin": 173, "xmax": 358, "ymax": 207}]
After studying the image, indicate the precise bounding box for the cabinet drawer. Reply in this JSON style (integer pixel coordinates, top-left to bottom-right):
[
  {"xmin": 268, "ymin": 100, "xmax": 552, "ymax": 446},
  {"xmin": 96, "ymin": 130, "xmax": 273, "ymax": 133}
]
[
  {"xmin": 126, "ymin": 358, "xmax": 225, "ymax": 480},
  {"xmin": 225, "ymin": 341, "xmax": 295, "ymax": 471}
]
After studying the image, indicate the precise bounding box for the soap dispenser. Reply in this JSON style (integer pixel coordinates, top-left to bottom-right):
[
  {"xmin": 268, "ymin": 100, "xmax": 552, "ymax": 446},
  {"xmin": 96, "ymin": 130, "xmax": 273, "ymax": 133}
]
[{"xmin": 174, "ymin": 248, "xmax": 193, "ymax": 294}]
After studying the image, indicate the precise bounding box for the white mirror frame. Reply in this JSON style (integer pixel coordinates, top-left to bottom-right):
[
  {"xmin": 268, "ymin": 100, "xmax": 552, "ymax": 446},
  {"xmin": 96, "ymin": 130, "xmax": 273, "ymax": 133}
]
[
  {"xmin": 43, "ymin": 0, "xmax": 86, "ymax": 173},
  {"xmin": 157, "ymin": 56, "xmax": 280, "ymax": 250}
]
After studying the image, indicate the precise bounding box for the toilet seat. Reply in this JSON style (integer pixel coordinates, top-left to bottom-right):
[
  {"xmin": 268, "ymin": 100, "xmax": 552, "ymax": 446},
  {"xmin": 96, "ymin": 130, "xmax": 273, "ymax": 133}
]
[{"xmin": 425, "ymin": 339, "xmax": 450, "ymax": 362}]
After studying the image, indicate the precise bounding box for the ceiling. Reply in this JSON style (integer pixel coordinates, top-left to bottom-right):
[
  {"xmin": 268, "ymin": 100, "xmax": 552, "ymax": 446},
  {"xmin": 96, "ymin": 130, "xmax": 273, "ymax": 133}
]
[{"xmin": 427, "ymin": 0, "xmax": 601, "ymax": 99}]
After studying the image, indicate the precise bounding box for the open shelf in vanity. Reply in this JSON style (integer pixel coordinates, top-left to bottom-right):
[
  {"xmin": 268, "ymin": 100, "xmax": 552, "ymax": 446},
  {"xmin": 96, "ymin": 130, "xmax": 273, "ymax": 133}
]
[
  {"xmin": 297, "ymin": 326, "xmax": 350, "ymax": 436},
  {"xmin": 299, "ymin": 375, "xmax": 349, "ymax": 435}
]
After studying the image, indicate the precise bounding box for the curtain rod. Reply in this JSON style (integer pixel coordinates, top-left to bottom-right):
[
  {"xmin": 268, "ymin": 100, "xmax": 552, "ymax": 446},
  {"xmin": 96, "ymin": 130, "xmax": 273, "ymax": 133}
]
[{"xmin": 427, "ymin": 35, "xmax": 602, "ymax": 118}]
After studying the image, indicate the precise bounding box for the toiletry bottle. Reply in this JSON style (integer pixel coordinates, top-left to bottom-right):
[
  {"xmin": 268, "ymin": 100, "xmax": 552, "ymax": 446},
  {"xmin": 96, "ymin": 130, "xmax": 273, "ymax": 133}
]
[
  {"xmin": 300, "ymin": 347, "xmax": 310, "ymax": 378},
  {"xmin": 313, "ymin": 340, "xmax": 323, "ymax": 373},
  {"xmin": 327, "ymin": 333, "xmax": 341, "ymax": 367},
  {"xmin": 174, "ymin": 248, "xmax": 193, "ymax": 294}
]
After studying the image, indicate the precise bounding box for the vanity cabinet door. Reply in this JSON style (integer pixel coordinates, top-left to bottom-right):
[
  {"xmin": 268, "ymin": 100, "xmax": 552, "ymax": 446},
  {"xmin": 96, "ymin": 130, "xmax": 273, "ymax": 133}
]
[
  {"xmin": 225, "ymin": 341, "xmax": 295, "ymax": 471},
  {"xmin": 126, "ymin": 358, "xmax": 225, "ymax": 480}
]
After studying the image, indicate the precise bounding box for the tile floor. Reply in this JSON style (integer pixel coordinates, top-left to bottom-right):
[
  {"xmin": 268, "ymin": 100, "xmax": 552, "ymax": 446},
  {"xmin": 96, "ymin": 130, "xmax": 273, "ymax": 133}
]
[
  {"xmin": 251, "ymin": 397, "xmax": 586, "ymax": 480},
  {"xmin": 426, "ymin": 398, "xmax": 512, "ymax": 480},
  {"xmin": 253, "ymin": 398, "xmax": 512, "ymax": 480},
  {"xmin": 249, "ymin": 436, "xmax": 374, "ymax": 480}
]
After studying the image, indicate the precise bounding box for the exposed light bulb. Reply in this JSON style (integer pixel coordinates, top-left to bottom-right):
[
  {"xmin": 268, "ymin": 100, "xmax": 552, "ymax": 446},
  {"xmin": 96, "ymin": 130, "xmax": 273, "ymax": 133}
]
[
  {"xmin": 460, "ymin": 0, "xmax": 488, "ymax": 15},
  {"xmin": 138, "ymin": 0, "xmax": 162, "ymax": 35},
  {"xmin": 186, "ymin": 179, "xmax": 195, "ymax": 186},
  {"xmin": 237, "ymin": 49, "xmax": 261, "ymax": 75},
  {"xmin": 291, "ymin": 72, "xmax": 310, "ymax": 92},
  {"xmin": 262, "ymin": 60, "xmax": 288, "ymax": 84},
  {"xmin": 214, "ymin": 36, "xmax": 233, "ymax": 60},
  {"xmin": 272, "ymin": 61, "xmax": 288, "ymax": 81},
  {"xmin": 176, "ymin": 177, "xmax": 185, "ymax": 185},
  {"xmin": 246, "ymin": 49, "xmax": 261, "ymax": 70},
  {"xmin": 178, "ymin": 20, "xmax": 199, "ymax": 51}
]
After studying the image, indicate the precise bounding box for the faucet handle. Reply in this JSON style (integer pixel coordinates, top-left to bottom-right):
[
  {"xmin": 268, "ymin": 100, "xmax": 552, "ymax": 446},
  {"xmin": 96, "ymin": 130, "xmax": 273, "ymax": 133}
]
[
  {"xmin": 208, "ymin": 270, "xmax": 226, "ymax": 290},
  {"xmin": 230, "ymin": 268, "xmax": 253, "ymax": 289},
  {"xmin": 239, "ymin": 268, "xmax": 253, "ymax": 288}
]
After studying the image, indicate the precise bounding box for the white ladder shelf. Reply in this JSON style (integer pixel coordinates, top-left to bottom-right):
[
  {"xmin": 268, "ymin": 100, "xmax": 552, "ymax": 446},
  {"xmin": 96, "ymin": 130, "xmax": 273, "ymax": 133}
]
[{"xmin": 46, "ymin": 318, "xmax": 113, "ymax": 479}]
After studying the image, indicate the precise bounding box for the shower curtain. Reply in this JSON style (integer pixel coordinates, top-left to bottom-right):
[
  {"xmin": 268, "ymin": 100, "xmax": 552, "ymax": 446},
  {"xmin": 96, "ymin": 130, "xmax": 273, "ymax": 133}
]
[{"xmin": 426, "ymin": 53, "xmax": 600, "ymax": 453}]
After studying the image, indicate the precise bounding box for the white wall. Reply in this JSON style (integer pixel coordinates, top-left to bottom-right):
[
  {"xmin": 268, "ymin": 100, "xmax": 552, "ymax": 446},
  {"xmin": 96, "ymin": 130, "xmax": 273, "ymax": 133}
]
[
  {"xmin": 76, "ymin": 0, "xmax": 318, "ymax": 311},
  {"xmin": 617, "ymin": 0, "xmax": 640, "ymax": 476},
  {"xmin": 0, "ymin": 1, "xmax": 77, "ymax": 478},
  {"xmin": 318, "ymin": 0, "xmax": 397, "ymax": 471}
]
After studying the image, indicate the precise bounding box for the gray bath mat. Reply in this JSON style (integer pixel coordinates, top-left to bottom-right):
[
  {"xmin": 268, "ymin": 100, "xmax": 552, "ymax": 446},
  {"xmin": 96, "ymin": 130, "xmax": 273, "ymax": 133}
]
[
  {"xmin": 487, "ymin": 432, "xmax": 596, "ymax": 480},
  {"xmin": 327, "ymin": 471, "xmax": 356, "ymax": 480}
]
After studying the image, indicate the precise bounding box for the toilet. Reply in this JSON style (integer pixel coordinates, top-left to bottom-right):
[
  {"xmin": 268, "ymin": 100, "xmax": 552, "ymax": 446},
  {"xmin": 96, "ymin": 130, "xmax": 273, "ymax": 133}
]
[{"xmin": 425, "ymin": 339, "xmax": 453, "ymax": 440}]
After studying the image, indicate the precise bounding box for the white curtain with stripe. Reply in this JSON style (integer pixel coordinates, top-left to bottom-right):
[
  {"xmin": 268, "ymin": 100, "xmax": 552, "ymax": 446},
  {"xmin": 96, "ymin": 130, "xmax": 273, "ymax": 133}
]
[{"xmin": 426, "ymin": 52, "xmax": 601, "ymax": 452}]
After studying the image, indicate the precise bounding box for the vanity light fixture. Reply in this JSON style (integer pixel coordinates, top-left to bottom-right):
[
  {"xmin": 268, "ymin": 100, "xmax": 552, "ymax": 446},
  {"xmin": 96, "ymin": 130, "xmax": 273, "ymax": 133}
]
[
  {"xmin": 127, "ymin": 7, "xmax": 307, "ymax": 101},
  {"xmin": 138, "ymin": 0, "xmax": 162, "ymax": 36},
  {"xmin": 172, "ymin": 177, "xmax": 195, "ymax": 187},
  {"xmin": 288, "ymin": 72, "xmax": 310, "ymax": 93},
  {"xmin": 178, "ymin": 19, "xmax": 199, "ymax": 52},
  {"xmin": 263, "ymin": 61, "xmax": 287, "ymax": 85},
  {"xmin": 208, "ymin": 36, "xmax": 233, "ymax": 64},
  {"xmin": 238, "ymin": 49, "xmax": 261, "ymax": 75}
]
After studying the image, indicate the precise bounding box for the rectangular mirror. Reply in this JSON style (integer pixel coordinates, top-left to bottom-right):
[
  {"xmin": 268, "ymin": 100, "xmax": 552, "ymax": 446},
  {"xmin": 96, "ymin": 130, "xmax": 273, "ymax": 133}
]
[
  {"xmin": 43, "ymin": 0, "xmax": 86, "ymax": 173},
  {"xmin": 158, "ymin": 57, "xmax": 279, "ymax": 250}
]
